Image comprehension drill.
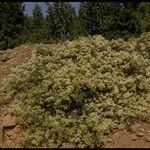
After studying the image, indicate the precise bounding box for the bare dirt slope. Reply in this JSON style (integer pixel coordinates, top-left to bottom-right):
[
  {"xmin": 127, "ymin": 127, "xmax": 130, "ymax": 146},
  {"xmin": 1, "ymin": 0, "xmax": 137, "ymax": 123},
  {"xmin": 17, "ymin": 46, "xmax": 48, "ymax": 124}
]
[
  {"xmin": 0, "ymin": 45, "xmax": 149, "ymax": 148},
  {"xmin": 0, "ymin": 45, "xmax": 32, "ymax": 83},
  {"xmin": 0, "ymin": 45, "xmax": 32, "ymax": 148},
  {"xmin": 103, "ymin": 122, "xmax": 150, "ymax": 148}
]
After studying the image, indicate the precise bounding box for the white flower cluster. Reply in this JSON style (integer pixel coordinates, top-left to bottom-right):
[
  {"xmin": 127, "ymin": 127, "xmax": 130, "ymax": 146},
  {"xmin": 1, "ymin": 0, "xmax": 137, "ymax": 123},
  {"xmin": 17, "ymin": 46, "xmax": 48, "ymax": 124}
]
[{"xmin": 1, "ymin": 32, "xmax": 150, "ymax": 148}]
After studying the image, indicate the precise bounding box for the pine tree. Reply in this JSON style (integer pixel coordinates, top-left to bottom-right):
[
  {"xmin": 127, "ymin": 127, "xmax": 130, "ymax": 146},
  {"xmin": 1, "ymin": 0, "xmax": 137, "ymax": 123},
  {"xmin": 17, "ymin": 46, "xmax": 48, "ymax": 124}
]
[
  {"xmin": 46, "ymin": 2, "xmax": 77, "ymax": 42},
  {"xmin": 45, "ymin": 2, "xmax": 55, "ymax": 43},
  {"xmin": 0, "ymin": 2, "xmax": 24, "ymax": 50},
  {"xmin": 79, "ymin": 2, "xmax": 150, "ymax": 40},
  {"xmin": 32, "ymin": 3, "xmax": 44, "ymax": 29},
  {"xmin": 139, "ymin": 2, "xmax": 150, "ymax": 32},
  {"xmin": 31, "ymin": 3, "xmax": 44, "ymax": 43},
  {"xmin": 21, "ymin": 15, "xmax": 33, "ymax": 44},
  {"xmin": 79, "ymin": 2, "xmax": 123, "ymax": 37},
  {"xmin": 129, "ymin": 2, "xmax": 150, "ymax": 33}
]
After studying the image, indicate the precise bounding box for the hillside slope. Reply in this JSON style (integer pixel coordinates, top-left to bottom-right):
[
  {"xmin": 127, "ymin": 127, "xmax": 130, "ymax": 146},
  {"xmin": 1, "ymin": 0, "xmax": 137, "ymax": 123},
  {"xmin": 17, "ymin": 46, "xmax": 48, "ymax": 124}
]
[
  {"xmin": 0, "ymin": 44, "xmax": 32, "ymax": 147},
  {"xmin": 0, "ymin": 33, "xmax": 150, "ymax": 148}
]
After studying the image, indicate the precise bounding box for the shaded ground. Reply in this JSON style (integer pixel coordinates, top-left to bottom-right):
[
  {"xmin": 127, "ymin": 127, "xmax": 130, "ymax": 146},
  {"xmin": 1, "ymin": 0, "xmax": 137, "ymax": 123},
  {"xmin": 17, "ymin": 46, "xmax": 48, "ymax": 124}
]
[{"xmin": 0, "ymin": 45, "xmax": 150, "ymax": 148}]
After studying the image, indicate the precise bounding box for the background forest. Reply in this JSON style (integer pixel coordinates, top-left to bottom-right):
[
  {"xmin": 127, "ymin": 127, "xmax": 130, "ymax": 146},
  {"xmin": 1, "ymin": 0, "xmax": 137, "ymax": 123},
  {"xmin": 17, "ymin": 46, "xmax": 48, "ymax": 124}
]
[{"xmin": 0, "ymin": 2, "xmax": 150, "ymax": 50}]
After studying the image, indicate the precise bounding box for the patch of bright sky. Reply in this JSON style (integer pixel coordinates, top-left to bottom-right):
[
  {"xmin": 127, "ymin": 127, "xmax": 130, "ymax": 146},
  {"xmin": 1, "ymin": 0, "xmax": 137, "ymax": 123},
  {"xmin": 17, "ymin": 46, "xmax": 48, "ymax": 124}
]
[{"xmin": 24, "ymin": 2, "xmax": 80, "ymax": 16}]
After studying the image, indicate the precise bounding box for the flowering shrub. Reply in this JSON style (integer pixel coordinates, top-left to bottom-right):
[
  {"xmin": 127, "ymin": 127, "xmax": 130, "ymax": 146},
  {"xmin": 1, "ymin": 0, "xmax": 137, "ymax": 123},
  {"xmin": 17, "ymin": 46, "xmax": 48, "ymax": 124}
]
[{"xmin": 1, "ymin": 32, "xmax": 150, "ymax": 148}]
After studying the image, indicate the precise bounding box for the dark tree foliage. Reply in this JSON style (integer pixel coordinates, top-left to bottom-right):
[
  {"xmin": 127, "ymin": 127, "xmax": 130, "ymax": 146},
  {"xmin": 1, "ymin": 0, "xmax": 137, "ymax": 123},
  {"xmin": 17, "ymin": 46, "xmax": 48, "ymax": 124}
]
[
  {"xmin": 46, "ymin": 2, "xmax": 78, "ymax": 42},
  {"xmin": 79, "ymin": 2, "xmax": 150, "ymax": 40},
  {"xmin": 29, "ymin": 3, "xmax": 45, "ymax": 43},
  {"xmin": 0, "ymin": 2, "xmax": 149, "ymax": 50},
  {"xmin": 79, "ymin": 2, "xmax": 121, "ymax": 36},
  {"xmin": 21, "ymin": 3, "xmax": 48, "ymax": 44},
  {"xmin": 0, "ymin": 2, "xmax": 25, "ymax": 50}
]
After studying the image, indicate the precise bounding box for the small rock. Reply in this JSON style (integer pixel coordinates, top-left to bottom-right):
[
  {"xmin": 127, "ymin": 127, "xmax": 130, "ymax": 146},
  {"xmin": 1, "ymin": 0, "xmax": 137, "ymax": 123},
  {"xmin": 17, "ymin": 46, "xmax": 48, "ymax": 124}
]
[
  {"xmin": 139, "ymin": 128, "xmax": 145, "ymax": 132},
  {"xmin": 13, "ymin": 126, "xmax": 21, "ymax": 134},
  {"xmin": 1, "ymin": 54, "xmax": 8, "ymax": 62},
  {"xmin": 4, "ymin": 140, "xmax": 12, "ymax": 145},
  {"xmin": 24, "ymin": 46, "xmax": 29, "ymax": 49},
  {"xmin": 7, "ymin": 49, "xmax": 11, "ymax": 52},
  {"xmin": 5, "ymin": 130, "xmax": 14, "ymax": 137},
  {"xmin": 2, "ymin": 115, "xmax": 16, "ymax": 127},
  {"xmin": 107, "ymin": 138, "xmax": 112, "ymax": 143},
  {"xmin": 144, "ymin": 136, "xmax": 150, "ymax": 142},
  {"xmin": 131, "ymin": 134, "xmax": 137, "ymax": 141},
  {"xmin": 136, "ymin": 132, "xmax": 144, "ymax": 137},
  {"xmin": 61, "ymin": 143, "xmax": 75, "ymax": 148},
  {"xmin": 9, "ymin": 134, "xmax": 17, "ymax": 140},
  {"xmin": 4, "ymin": 112, "xmax": 8, "ymax": 116}
]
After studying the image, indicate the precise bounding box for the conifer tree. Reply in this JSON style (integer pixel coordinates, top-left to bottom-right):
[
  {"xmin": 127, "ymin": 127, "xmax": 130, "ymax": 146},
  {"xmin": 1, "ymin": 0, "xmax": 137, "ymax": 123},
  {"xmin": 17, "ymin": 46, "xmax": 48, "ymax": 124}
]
[
  {"xmin": 46, "ymin": 2, "xmax": 77, "ymax": 42},
  {"xmin": 79, "ymin": 2, "xmax": 121, "ymax": 36},
  {"xmin": 0, "ymin": 2, "xmax": 24, "ymax": 50},
  {"xmin": 32, "ymin": 3, "xmax": 44, "ymax": 29},
  {"xmin": 45, "ymin": 2, "xmax": 55, "ymax": 43},
  {"xmin": 78, "ymin": 2, "xmax": 150, "ymax": 39},
  {"xmin": 31, "ymin": 3, "xmax": 44, "ymax": 43}
]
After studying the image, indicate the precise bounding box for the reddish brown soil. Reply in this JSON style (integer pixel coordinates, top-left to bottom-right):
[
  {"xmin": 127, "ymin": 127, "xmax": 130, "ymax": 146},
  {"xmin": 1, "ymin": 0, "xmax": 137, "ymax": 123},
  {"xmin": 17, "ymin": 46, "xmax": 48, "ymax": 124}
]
[
  {"xmin": 0, "ymin": 44, "xmax": 32, "ymax": 83},
  {"xmin": 103, "ymin": 122, "xmax": 150, "ymax": 148},
  {"xmin": 0, "ymin": 44, "xmax": 32, "ymax": 148},
  {"xmin": 0, "ymin": 45, "xmax": 150, "ymax": 148}
]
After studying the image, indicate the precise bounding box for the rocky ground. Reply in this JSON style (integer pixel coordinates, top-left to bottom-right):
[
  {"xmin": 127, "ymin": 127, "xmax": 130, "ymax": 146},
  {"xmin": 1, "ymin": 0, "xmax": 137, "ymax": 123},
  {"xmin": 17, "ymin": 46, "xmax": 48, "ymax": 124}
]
[
  {"xmin": 0, "ymin": 45, "xmax": 32, "ymax": 148},
  {"xmin": 0, "ymin": 107, "xmax": 24, "ymax": 148},
  {"xmin": 0, "ymin": 45, "xmax": 150, "ymax": 148},
  {"xmin": 103, "ymin": 122, "xmax": 150, "ymax": 148}
]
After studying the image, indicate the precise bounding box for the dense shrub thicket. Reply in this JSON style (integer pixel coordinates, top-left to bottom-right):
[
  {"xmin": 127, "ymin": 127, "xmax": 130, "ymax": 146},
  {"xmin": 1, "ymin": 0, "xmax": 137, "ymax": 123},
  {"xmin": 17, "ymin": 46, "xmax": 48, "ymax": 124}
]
[{"xmin": 1, "ymin": 32, "xmax": 150, "ymax": 148}]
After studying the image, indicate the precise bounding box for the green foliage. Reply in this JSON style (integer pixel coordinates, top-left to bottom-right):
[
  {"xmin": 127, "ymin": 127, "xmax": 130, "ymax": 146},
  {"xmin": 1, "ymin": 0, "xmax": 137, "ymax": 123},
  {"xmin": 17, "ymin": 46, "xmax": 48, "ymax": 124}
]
[
  {"xmin": 79, "ymin": 2, "xmax": 120, "ymax": 35},
  {"xmin": 0, "ymin": 2, "xmax": 149, "ymax": 50},
  {"xmin": 131, "ymin": 2, "xmax": 150, "ymax": 33},
  {"xmin": 21, "ymin": 4, "xmax": 47, "ymax": 44},
  {"xmin": 31, "ymin": 3, "xmax": 46, "ymax": 43},
  {"xmin": 21, "ymin": 2, "xmax": 78, "ymax": 45},
  {"xmin": 45, "ymin": 2, "xmax": 78, "ymax": 42},
  {"xmin": 0, "ymin": 2, "xmax": 24, "ymax": 50},
  {"xmin": 32, "ymin": 3, "xmax": 44, "ymax": 29},
  {"xmin": 79, "ymin": 2, "xmax": 150, "ymax": 40},
  {"xmin": 1, "ymin": 32, "xmax": 150, "ymax": 148}
]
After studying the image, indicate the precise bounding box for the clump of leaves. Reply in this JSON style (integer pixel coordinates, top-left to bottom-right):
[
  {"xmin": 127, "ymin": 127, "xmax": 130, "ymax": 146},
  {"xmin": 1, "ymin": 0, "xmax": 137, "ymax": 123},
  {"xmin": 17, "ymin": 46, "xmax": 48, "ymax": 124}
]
[{"xmin": 1, "ymin": 32, "xmax": 150, "ymax": 148}]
